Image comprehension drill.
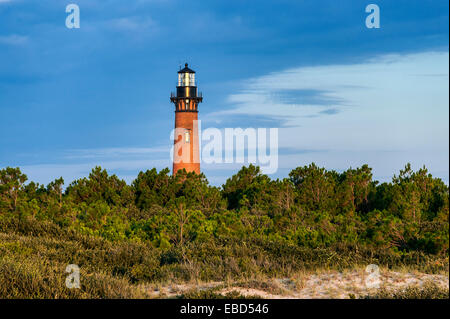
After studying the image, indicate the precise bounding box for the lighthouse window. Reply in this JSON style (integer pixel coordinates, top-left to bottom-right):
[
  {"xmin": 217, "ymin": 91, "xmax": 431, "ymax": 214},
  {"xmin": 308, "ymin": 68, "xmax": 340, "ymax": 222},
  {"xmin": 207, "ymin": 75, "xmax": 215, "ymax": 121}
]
[
  {"xmin": 185, "ymin": 131, "xmax": 190, "ymax": 143},
  {"xmin": 183, "ymin": 73, "xmax": 189, "ymax": 86}
]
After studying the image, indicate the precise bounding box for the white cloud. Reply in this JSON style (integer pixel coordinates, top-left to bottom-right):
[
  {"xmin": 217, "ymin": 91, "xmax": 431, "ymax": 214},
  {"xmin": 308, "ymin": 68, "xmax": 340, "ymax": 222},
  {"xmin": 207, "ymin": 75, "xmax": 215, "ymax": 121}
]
[
  {"xmin": 0, "ymin": 34, "xmax": 28, "ymax": 45},
  {"xmin": 21, "ymin": 158, "xmax": 171, "ymax": 186},
  {"xmin": 209, "ymin": 51, "xmax": 449, "ymax": 182},
  {"xmin": 110, "ymin": 16, "xmax": 157, "ymax": 32},
  {"xmin": 63, "ymin": 146, "xmax": 169, "ymax": 159},
  {"xmin": 15, "ymin": 146, "xmax": 172, "ymax": 185},
  {"xmin": 214, "ymin": 51, "xmax": 449, "ymax": 149}
]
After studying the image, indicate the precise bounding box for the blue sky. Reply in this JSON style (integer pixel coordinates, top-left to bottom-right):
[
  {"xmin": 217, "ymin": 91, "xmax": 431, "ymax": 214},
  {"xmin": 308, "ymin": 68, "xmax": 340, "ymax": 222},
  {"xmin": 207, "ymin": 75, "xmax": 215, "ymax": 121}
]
[{"xmin": 0, "ymin": 0, "xmax": 448, "ymax": 186}]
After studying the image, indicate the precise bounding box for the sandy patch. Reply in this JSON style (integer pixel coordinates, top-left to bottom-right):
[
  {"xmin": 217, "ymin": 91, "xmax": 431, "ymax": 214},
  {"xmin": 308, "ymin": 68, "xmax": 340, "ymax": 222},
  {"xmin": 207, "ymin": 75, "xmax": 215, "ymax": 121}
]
[{"xmin": 145, "ymin": 270, "xmax": 449, "ymax": 299}]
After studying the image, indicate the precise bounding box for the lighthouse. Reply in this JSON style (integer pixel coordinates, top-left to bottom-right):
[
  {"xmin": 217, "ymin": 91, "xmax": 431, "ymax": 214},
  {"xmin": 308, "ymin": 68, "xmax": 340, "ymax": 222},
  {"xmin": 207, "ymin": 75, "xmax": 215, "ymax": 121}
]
[{"xmin": 170, "ymin": 63, "xmax": 203, "ymax": 175}]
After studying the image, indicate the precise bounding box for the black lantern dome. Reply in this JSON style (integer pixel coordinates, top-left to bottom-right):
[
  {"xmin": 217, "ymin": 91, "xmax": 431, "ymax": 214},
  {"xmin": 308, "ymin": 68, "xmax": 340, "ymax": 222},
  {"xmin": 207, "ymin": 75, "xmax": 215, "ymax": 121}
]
[
  {"xmin": 178, "ymin": 63, "xmax": 196, "ymax": 74},
  {"xmin": 170, "ymin": 63, "xmax": 203, "ymax": 111}
]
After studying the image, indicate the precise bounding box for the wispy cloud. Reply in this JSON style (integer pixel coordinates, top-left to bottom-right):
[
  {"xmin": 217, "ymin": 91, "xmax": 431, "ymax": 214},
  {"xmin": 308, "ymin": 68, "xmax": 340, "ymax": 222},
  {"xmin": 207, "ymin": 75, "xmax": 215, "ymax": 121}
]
[
  {"xmin": 10, "ymin": 146, "xmax": 172, "ymax": 185},
  {"xmin": 63, "ymin": 146, "xmax": 169, "ymax": 159},
  {"xmin": 213, "ymin": 52, "xmax": 449, "ymax": 129},
  {"xmin": 0, "ymin": 34, "xmax": 28, "ymax": 45},
  {"xmin": 202, "ymin": 51, "xmax": 449, "ymax": 182},
  {"xmin": 211, "ymin": 52, "xmax": 448, "ymax": 147},
  {"xmin": 21, "ymin": 158, "xmax": 171, "ymax": 185},
  {"xmin": 319, "ymin": 108, "xmax": 339, "ymax": 115},
  {"xmin": 109, "ymin": 16, "xmax": 157, "ymax": 32}
]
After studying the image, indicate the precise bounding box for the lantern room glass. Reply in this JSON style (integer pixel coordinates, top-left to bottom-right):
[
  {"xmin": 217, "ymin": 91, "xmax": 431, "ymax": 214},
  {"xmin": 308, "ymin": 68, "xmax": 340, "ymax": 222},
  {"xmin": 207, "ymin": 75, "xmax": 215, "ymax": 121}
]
[{"xmin": 178, "ymin": 72, "xmax": 196, "ymax": 87}]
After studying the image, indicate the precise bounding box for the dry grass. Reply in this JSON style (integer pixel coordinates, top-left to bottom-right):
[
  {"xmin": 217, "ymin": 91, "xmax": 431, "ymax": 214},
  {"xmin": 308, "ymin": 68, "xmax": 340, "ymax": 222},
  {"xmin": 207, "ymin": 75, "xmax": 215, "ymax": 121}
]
[
  {"xmin": 158, "ymin": 269, "xmax": 449, "ymax": 299},
  {"xmin": 1, "ymin": 222, "xmax": 448, "ymax": 299}
]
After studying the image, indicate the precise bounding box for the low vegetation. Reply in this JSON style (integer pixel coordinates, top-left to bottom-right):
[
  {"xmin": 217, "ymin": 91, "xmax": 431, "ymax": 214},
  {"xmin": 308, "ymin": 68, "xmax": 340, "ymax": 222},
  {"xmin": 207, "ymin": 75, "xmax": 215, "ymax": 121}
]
[
  {"xmin": 0, "ymin": 163, "xmax": 448, "ymax": 298},
  {"xmin": 360, "ymin": 283, "xmax": 449, "ymax": 299}
]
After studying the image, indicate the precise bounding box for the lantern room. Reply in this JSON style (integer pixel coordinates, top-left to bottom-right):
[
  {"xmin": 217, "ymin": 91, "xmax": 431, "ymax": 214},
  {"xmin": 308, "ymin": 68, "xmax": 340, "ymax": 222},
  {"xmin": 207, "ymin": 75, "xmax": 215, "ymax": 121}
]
[
  {"xmin": 178, "ymin": 63, "xmax": 196, "ymax": 87},
  {"xmin": 170, "ymin": 63, "xmax": 203, "ymax": 110}
]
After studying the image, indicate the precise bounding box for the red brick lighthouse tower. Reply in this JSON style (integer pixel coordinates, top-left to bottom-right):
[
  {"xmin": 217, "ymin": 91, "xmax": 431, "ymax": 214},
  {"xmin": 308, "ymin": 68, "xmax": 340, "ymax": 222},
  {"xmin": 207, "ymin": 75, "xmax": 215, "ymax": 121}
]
[{"xmin": 170, "ymin": 63, "xmax": 203, "ymax": 175}]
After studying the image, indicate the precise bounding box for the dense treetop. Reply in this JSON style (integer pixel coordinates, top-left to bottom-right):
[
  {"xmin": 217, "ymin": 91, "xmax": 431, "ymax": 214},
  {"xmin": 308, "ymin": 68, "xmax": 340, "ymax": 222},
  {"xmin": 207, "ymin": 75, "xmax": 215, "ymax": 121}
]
[{"xmin": 0, "ymin": 163, "xmax": 448, "ymax": 255}]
